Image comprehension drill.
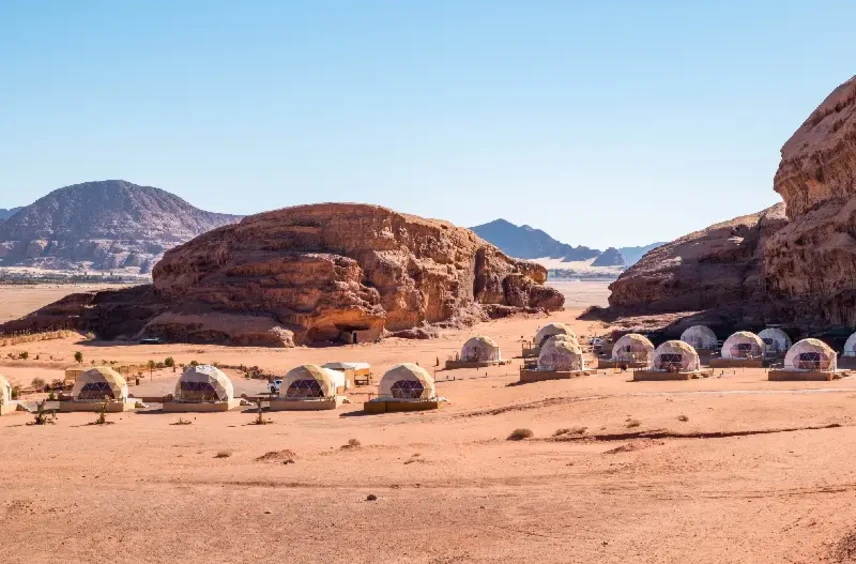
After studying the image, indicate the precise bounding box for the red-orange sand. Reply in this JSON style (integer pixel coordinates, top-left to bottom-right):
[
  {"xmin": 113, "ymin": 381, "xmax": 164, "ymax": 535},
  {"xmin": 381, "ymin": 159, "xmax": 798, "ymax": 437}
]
[{"xmin": 2, "ymin": 284, "xmax": 856, "ymax": 563}]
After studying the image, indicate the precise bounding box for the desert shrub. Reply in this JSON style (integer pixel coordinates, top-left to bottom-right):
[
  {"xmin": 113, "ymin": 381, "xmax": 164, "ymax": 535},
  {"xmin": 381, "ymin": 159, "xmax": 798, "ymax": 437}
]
[
  {"xmin": 31, "ymin": 400, "xmax": 56, "ymax": 425},
  {"xmin": 678, "ymin": 415, "xmax": 689, "ymax": 422},
  {"xmin": 348, "ymin": 438, "xmax": 361, "ymax": 447},
  {"xmin": 172, "ymin": 417, "xmax": 192, "ymax": 426},
  {"xmin": 553, "ymin": 426, "xmax": 587, "ymax": 437},
  {"xmin": 507, "ymin": 428, "xmax": 534, "ymax": 441},
  {"xmin": 249, "ymin": 399, "xmax": 272, "ymax": 425},
  {"xmin": 31, "ymin": 377, "xmax": 46, "ymax": 390},
  {"xmin": 19, "ymin": 351, "xmax": 28, "ymax": 360},
  {"xmin": 626, "ymin": 419, "xmax": 641, "ymax": 428},
  {"xmin": 164, "ymin": 357, "xmax": 175, "ymax": 369},
  {"xmin": 47, "ymin": 392, "xmax": 56, "ymax": 401},
  {"xmin": 215, "ymin": 450, "xmax": 232, "ymax": 458},
  {"xmin": 189, "ymin": 360, "xmax": 199, "ymax": 367},
  {"xmin": 94, "ymin": 400, "xmax": 109, "ymax": 425},
  {"xmin": 11, "ymin": 386, "xmax": 20, "ymax": 400}
]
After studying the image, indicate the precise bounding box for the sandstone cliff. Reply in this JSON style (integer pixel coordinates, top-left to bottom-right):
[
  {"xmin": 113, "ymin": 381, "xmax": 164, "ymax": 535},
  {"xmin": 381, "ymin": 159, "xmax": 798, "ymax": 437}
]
[
  {"xmin": 596, "ymin": 75, "xmax": 856, "ymax": 336},
  {"xmin": 0, "ymin": 180, "xmax": 242, "ymax": 274},
  {"xmin": 3, "ymin": 204, "xmax": 564, "ymax": 346}
]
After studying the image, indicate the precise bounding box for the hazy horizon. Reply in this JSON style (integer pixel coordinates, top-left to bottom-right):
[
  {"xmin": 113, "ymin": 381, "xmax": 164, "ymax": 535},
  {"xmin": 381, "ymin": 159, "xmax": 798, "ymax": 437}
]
[{"xmin": 1, "ymin": 1, "xmax": 852, "ymax": 247}]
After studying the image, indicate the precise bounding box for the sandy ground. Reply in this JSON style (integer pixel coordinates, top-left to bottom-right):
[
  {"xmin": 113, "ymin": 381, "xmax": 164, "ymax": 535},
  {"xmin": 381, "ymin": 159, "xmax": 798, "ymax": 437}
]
[
  {"xmin": 0, "ymin": 284, "xmax": 121, "ymax": 322},
  {"xmin": 3, "ymin": 285, "xmax": 856, "ymax": 563}
]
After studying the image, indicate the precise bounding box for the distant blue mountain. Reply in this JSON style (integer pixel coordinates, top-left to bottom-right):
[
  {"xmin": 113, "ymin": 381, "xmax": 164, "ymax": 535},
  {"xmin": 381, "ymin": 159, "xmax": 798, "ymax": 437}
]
[{"xmin": 471, "ymin": 219, "xmax": 600, "ymax": 261}]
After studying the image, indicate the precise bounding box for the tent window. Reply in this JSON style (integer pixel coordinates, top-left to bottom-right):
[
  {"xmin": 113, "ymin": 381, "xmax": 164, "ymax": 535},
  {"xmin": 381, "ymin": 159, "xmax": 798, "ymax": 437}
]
[
  {"xmin": 796, "ymin": 352, "xmax": 822, "ymax": 370},
  {"xmin": 391, "ymin": 379, "xmax": 424, "ymax": 399},
  {"xmin": 178, "ymin": 381, "xmax": 220, "ymax": 401},
  {"xmin": 78, "ymin": 381, "xmax": 116, "ymax": 400},
  {"xmin": 656, "ymin": 353, "xmax": 684, "ymax": 370},
  {"xmin": 286, "ymin": 379, "xmax": 324, "ymax": 399}
]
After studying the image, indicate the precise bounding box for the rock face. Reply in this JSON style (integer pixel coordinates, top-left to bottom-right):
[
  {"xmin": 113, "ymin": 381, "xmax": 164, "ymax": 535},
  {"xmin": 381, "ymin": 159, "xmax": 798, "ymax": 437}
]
[
  {"xmin": 591, "ymin": 247, "xmax": 625, "ymax": 267},
  {"xmin": 3, "ymin": 204, "xmax": 564, "ymax": 347},
  {"xmin": 470, "ymin": 219, "xmax": 600, "ymax": 261},
  {"xmin": 0, "ymin": 207, "xmax": 22, "ymax": 221},
  {"xmin": 0, "ymin": 180, "xmax": 241, "ymax": 274},
  {"xmin": 608, "ymin": 203, "xmax": 787, "ymax": 315},
  {"xmin": 600, "ymin": 75, "xmax": 856, "ymax": 336}
]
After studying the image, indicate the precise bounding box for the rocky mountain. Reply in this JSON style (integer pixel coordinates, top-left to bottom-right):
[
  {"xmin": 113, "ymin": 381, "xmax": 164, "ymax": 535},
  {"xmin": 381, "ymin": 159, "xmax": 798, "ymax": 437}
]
[
  {"xmin": 0, "ymin": 180, "xmax": 242, "ymax": 274},
  {"xmin": 595, "ymin": 74, "xmax": 856, "ymax": 337},
  {"xmin": 2, "ymin": 203, "xmax": 564, "ymax": 347},
  {"xmin": 470, "ymin": 219, "xmax": 600, "ymax": 261},
  {"xmin": 591, "ymin": 247, "xmax": 625, "ymax": 267},
  {"xmin": 617, "ymin": 242, "xmax": 665, "ymax": 266},
  {"xmin": 0, "ymin": 207, "xmax": 23, "ymax": 221}
]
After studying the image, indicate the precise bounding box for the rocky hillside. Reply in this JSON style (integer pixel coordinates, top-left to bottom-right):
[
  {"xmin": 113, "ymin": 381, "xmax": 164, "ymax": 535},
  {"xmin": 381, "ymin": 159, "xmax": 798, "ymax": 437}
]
[
  {"xmin": 0, "ymin": 207, "xmax": 23, "ymax": 221},
  {"xmin": 0, "ymin": 180, "xmax": 241, "ymax": 274},
  {"xmin": 598, "ymin": 74, "xmax": 856, "ymax": 336},
  {"xmin": 471, "ymin": 219, "xmax": 600, "ymax": 261},
  {"xmin": 591, "ymin": 247, "xmax": 625, "ymax": 267},
  {"xmin": 3, "ymin": 203, "xmax": 564, "ymax": 347}
]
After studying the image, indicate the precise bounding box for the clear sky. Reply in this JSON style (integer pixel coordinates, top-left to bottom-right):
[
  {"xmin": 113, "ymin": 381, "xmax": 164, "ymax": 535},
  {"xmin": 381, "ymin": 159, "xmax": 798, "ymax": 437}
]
[{"xmin": 1, "ymin": 1, "xmax": 853, "ymax": 248}]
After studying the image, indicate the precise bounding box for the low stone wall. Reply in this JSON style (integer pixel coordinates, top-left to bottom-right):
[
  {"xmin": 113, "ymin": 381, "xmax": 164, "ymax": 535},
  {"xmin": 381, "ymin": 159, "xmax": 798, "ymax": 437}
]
[
  {"xmin": 363, "ymin": 399, "xmax": 442, "ymax": 414},
  {"xmin": 768, "ymin": 370, "xmax": 836, "ymax": 381},
  {"xmin": 597, "ymin": 360, "xmax": 649, "ymax": 369},
  {"xmin": 0, "ymin": 403, "xmax": 20, "ymax": 416},
  {"xmin": 58, "ymin": 399, "xmax": 138, "ymax": 413},
  {"xmin": 269, "ymin": 396, "xmax": 343, "ymax": 411}
]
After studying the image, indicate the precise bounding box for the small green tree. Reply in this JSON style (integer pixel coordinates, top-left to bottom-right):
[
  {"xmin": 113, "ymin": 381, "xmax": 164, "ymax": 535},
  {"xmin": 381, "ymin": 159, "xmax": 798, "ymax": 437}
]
[
  {"xmin": 147, "ymin": 359, "xmax": 156, "ymax": 379},
  {"xmin": 19, "ymin": 351, "xmax": 28, "ymax": 360},
  {"xmin": 32, "ymin": 400, "xmax": 56, "ymax": 425},
  {"xmin": 164, "ymin": 357, "xmax": 175, "ymax": 370},
  {"xmin": 74, "ymin": 351, "xmax": 83, "ymax": 364}
]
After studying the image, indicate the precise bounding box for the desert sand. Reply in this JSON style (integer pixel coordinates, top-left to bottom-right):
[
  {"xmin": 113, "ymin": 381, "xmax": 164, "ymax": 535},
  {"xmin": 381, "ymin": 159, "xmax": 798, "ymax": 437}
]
[{"xmin": 2, "ymin": 282, "xmax": 856, "ymax": 563}]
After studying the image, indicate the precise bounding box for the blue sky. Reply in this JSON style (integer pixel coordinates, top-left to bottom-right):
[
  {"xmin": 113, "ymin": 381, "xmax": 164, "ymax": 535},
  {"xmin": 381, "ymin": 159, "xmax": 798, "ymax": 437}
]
[{"xmin": 1, "ymin": 1, "xmax": 853, "ymax": 248}]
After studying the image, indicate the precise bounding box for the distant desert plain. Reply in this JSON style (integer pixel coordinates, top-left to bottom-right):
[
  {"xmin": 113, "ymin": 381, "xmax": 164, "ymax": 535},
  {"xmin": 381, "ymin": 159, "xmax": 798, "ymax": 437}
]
[{"xmin": 3, "ymin": 280, "xmax": 856, "ymax": 564}]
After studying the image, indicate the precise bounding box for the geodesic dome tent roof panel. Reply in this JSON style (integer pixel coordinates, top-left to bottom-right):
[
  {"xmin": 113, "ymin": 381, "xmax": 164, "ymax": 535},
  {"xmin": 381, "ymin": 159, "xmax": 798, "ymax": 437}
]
[
  {"xmin": 758, "ymin": 328, "xmax": 792, "ymax": 354},
  {"xmin": 461, "ymin": 336, "xmax": 501, "ymax": 362},
  {"xmin": 282, "ymin": 364, "xmax": 340, "ymax": 399},
  {"xmin": 843, "ymin": 333, "xmax": 856, "ymax": 357},
  {"xmin": 611, "ymin": 334, "xmax": 655, "ymax": 364},
  {"xmin": 378, "ymin": 363, "xmax": 435, "ymax": 400},
  {"xmin": 680, "ymin": 325, "xmax": 718, "ymax": 350},
  {"xmin": 174, "ymin": 365, "xmax": 234, "ymax": 402},
  {"xmin": 538, "ymin": 335, "xmax": 585, "ymax": 371},
  {"xmin": 0, "ymin": 374, "xmax": 10, "ymax": 406},
  {"xmin": 721, "ymin": 331, "xmax": 764, "ymax": 360},
  {"xmin": 653, "ymin": 340, "xmax": 700, "ymax": 372},
  {"xmin": 322, "ymin": 362, "xmax": 371, "ymax": 372},
  {"xmin": 784, "ymin": 338, "xmax": 837, "ymax": 371},
  {"xmin": 71, "ymin": 367, "xmax": 129, "ymax": 401},
  {"xmin": 534, "ymin": 323, "xmax": 577, "ymax": 347}
]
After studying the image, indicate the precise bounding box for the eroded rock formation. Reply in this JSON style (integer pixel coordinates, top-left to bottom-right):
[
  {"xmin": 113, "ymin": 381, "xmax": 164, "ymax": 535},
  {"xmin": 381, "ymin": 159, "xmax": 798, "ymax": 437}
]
[
  {"xmin": 2, "ymin": 204, "xmax": 563, "ymax": 346},
  {"xmin": 597, "ymin": 75, "xmax": 856, "ymax": 336}
]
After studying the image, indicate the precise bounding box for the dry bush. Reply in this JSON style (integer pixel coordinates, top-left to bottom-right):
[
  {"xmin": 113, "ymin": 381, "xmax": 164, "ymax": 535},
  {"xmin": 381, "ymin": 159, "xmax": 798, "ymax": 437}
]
[
  {"xmin": 0, "ymin": 330, "xmax": 77, "ymax": 347},
  {"xmin": 553, "ymin": 426, "xmax": 587, "ymax": 437},
  {"xmin": 678, "ymin": 414, "xmax": 689, "ymax": 422},
  {"xmin": 215, "ymin": 450, "xmax": 232, "ymax": 458},
  {"xmin": 171, "ymin": 417, "xmax": 192, "ymax": 426},
  {"xmin": 626, "ymin": 419, "xmax": 641, "ymax": 428},
  {"xmin": 30, "ymin": 400, "xmax": 57, "ymax": 425},
  {"xmin": 31, "ymin": 377, "xmax": 46, "ymax": 390},
  {"xmin": 507, "ymin": 428, "xmax": 534, "ymax": 441}
]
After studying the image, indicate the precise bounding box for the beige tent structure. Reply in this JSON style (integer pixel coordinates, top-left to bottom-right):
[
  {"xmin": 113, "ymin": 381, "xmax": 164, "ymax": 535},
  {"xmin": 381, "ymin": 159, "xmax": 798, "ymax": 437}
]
[
  {"xmin": 758, "ymin": 328, "xmax": 792, "ymax": 356},
  {"xmin": 520, "ymin": 335, "xmax": 588, "ymax": 383},
  {"xmin": 538, "ymin": 336, "xmax": 585, "ymax": 371},
  {"xmin": 446, "ymin": 336, "xmax": 509, "ymax": 369},
  {"xmin": 61, "ymin": 367, "xmax": 137, "ymax": 412},
  {"xmin": 843, "ymin": 332, "xmax": 856, "ymax": 357},
  {"xmin": 634, "ymin": 340, "xmax": 707, "ymax": 381},
  {"xmin": 0, "ymin": 374, "xmax": 15, "ymax": 416},
  {"xmin": 534, "ymin": 323, "xmax": 577, "ymax": 348},
  {"xmin": 601, "ymin": 333, "xmax": 655, "ymax": 368},
  {"xmin": 365, "ymin": 363, "xmax": 443, "ymax": 413},
  {"xmin": 270, "ymin": 364, "xmax": 347, "ymax": 411},
  {"xmin": 163, "ymin": 365, "xmax": 240, "ymax": 412},
  {"xmin": 770, "ymin": 338, "xmax": 838, "ymax": 381},
  {"xmin": 680, "ymin": 325, "xmax": 718, "ymax": 351},
  {"xmin": 709, "ymin": 331, "xmax": 767, "ymax": 368}
]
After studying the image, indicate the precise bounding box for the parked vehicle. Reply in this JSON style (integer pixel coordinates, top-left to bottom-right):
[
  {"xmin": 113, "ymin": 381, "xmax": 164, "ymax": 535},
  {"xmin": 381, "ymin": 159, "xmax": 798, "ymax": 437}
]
[{"xmin": 268, "ymin": 378, "xmax": 283, "ymax": 394}]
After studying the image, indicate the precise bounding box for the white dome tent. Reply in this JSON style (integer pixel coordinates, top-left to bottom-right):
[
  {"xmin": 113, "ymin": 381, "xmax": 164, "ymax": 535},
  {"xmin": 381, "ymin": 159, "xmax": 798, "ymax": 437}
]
[
  {"xmin": 758, "ymin": 328, "xmax": 792, "ymax": 356},
  {"xmin": 534, "ymin": 323, "xmax": 577, "ymax": 348},
  {"xmin": 651, "ymin": 341, "xmax": 701, "ymax": 372},
  {"xmin": 720, "ymin": 332, "xmax": 765, "ymax": 360},
  {"xmin": 60, "ymin": 367, "xmax": 137, "ymax": 412},
  {"xmin": 365, "ymin": 364, "xmax": 445, "ymax": 414},
  {"xmin": 770, "ymin": 338, "xmax": 838, "ymax": 381},
  {"xmin": 610, "ymin": 334, "xmax": 655, "ymax": 367},
  {"xmin": 680, "ymin": 325, "xmax": 718, "ymax": 351},
  {"xmin": 537, "ymin": 335, "xmax": 585, "ymax": 372},
  {"xmin": 446, "ymin": 336, "xmax": 508, "ymax": 369},
  {"xmin": 270, "ymin": 364, "xmax": 348, "ymax": 411},
  {"xmin": 783, "ymin": 339, "xmax": 837, "ymax": 372},
  {"xmin": 0, "ymin": 374, "xmax": 15, "ymax": 416},
  {"xmin": 163, "ymin": 365, "xmax": 241, "ymax": 412}
]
